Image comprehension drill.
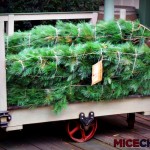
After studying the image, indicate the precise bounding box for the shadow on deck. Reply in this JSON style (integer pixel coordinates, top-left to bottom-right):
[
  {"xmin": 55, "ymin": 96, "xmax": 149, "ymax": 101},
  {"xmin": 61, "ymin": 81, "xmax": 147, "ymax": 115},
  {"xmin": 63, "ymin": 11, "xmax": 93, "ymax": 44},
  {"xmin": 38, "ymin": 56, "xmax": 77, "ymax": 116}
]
[{"xmin": 0, "ymin": 114, "xmax": 150, "ymax": 150}]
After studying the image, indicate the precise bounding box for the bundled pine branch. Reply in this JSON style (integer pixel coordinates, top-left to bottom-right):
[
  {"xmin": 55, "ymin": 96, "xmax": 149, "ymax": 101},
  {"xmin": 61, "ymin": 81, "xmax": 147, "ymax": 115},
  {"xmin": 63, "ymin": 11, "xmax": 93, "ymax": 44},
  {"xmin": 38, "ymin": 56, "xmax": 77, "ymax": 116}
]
[
  {"xmin": 6, "ymin": 20, "xmax": 150, "ymax": 54},
  {"xmin": 5, "ymin": 20, "xmax": 150, "ymax": 113},
  {"xmin": 7, "ymin": 41, "xmax": 150, "ymax": 112}
]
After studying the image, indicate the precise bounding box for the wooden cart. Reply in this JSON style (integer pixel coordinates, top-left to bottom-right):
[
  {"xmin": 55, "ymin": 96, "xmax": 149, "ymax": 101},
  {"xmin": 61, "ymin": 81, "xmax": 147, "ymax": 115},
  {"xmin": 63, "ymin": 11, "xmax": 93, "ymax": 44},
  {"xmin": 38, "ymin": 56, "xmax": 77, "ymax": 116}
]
[{"xmin": 0, "ymin": 13, "xmax": 150, "ymax": 142}]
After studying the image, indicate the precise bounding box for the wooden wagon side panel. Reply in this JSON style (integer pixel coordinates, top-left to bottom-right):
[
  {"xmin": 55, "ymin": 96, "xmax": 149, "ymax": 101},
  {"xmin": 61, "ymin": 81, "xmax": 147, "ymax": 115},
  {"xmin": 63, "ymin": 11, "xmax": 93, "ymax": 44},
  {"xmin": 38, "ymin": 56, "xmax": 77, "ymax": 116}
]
[{"xmin": 7, "ymin": 97, "xmax": 150, "ymax": 131}]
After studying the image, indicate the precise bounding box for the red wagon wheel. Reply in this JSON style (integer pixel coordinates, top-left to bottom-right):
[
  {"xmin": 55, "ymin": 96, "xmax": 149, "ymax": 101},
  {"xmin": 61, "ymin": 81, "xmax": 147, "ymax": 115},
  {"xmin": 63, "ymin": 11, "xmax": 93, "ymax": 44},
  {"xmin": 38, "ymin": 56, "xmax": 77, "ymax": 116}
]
[{"xmin": 67, "ymin": 119, "xmax": 97, "ymax": 142}]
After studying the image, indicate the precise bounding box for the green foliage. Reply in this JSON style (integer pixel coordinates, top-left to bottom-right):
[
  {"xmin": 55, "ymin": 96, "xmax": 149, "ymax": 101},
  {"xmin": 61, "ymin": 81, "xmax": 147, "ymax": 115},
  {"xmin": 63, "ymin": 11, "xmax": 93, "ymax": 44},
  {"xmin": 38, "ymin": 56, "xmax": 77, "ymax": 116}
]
[
  {"xmin": 7, "ymin": 20, "xmax": 150, "ymax": 55},
  {"xmin": 6, "ymin": 20, "xmax": 150, "ymax": 113}
]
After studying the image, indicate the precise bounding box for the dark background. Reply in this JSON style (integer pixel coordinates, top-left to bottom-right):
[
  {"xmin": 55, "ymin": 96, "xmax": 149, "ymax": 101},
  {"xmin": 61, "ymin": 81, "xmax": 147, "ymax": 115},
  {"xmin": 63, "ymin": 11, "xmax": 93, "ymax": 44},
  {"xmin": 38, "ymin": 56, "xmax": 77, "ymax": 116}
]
[
  {"xmin": 0, "ymin": 0, "xmax": 104, "ymax": 30},
  {"xmin": 0, "ymin": 0, "xmax": 103, "ymax": 13}
]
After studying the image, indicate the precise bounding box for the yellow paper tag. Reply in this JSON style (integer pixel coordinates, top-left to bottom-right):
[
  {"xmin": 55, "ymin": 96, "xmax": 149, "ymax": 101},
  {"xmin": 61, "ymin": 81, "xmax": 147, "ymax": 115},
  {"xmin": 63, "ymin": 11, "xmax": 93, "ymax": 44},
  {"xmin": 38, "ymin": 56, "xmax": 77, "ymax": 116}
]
[{"xmin": 91, "ymin": 60, "xmax": 103, "ymax": 85}]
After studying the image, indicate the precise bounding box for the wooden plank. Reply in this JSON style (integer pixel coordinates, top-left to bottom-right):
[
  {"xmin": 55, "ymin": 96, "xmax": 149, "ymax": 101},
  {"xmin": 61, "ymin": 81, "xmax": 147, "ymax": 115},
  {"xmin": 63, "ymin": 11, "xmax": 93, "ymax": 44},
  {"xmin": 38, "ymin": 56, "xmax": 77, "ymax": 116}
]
[
  {"xmin": 28, "ymin": 136, "xmax": 82, "ymax": 150},
  {"xmin": 0, "ymin": 16, "xmax": 8, "ymax": 21},
  {"xmin": 0, "ymin": 21, "xmax": 7, "ymax": 112},
  {"xmin": 113, "ymin": 130, "xmax": 150, "ymax": 150},
  {"xmin": 120, "ymin": 9, "xmax": 126, "ymax": 20},
  {"xmin": 90, "ymin": 13, "xmax": 98, "ymax": 25},
  {"xmin": 70, "ymin": 138, "xmax": 118, "ymax": 150},
  {"xmin": 95, "ymin": 130, "xmax": 149, "ymax": 150},
  {"xmin": 95, "ymin": 115, "xmax": 150, "ymax": 150},
  {"xmin": 0, "ymin": 139, "xmax": 41, "ymax": 150},
  {"xmin": 1, "ymin": 12, "xmax": 97, "ymax": 37},
  {"xmin": 6, "ymin": 125, "xmax": 23, "ymax": 131},
  {"xmin": 118, "ymin": 133, "xmax": 149, "ymax": 150},
  {"xmin": 99, "ymin": 115, "xmax": 150, "ymax": 138},
  {"xmin": 7, "ymin": 97, "xmax": 150, "ymax": 131},
  {"xmin": 1, "ymin": 121, "xmax": 81, "ymax": 150},
  {"xmin": 94, "ymin": 132, "xmax": 121, "ymax": 150},
  {"xmin": 95, "ymin": 117, "xmax": 126, "ymax": 149},
  {"xmin": 0, "ymin": 12, "xmax": 97, "ymax": 37},
  {"xmin": 21, "ymin": 121, "xmax": 82, "ymax": 150},
  {"xmin": 27, "ymin": 138, "xmax": 62, "ymax": 150},
  {"xmin": 0, "ymin": 126, "xmax": 41, "ymax": 150},
  {"xmin": 136, "ymin": 113, "xmax": 150, "ymax": 121},
  {"xmin": 95, "ymin": 133, "xmax": 140, "ymax": 150},
  {"xmin": 14, "ymin": 13, "xmax": 94, "ymax": 21}
]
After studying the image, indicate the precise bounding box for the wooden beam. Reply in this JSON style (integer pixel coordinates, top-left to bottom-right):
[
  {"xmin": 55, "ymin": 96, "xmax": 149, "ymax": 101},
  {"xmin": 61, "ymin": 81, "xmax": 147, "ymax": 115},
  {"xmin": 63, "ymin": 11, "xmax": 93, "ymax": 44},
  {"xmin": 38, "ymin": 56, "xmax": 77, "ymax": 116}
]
[
  {"xmin": 0, "ymin": 16, "xmax": 8, "ymax": 21},
  {"xmin": 0, "ymin": 21, "xmax": 7, "ymax": 111},
  {"xmin": 120, "ymin": 9, "xmax": 126, "ymax": 20},
  {"xmin": 0, "ymin": 13, "xmax": 97, "ymax": 21},
  {"xmin": 8, "ymin": 15, "xmax": 14, "ymax": 36},
  {"xmin": 7, "ymin": 97, "xmax": 150, "ymax": 131},
  {"xmin": 90, "ymin": 13, "xmax": 98, "ymax": 25},
  {"xmin": 6, "ymin": 125, "xmax": 23, "ymax": 131},
  {"xmin": 13, "ymin": 13, "xmax": 95, "ymax": 21}
]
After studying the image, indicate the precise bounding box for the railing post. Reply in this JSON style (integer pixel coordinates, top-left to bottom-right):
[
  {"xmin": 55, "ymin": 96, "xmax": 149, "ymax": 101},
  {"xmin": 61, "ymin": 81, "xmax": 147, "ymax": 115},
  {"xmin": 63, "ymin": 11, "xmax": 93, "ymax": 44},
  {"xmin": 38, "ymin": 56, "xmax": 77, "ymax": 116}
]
[
  {"xmin": 90, "ymin": 12, "xmax": 98, "ymax": 25},
  {"xmin": 8, "ymin": 15, "xmax": 14, "ymax": 36},
  {"xmin": 0, "ymin": 21, "xmax": 7, "ymax": 111},
  {"xmin": 120, "ymin": 9, "xmax": 126, "ymax": 20}
]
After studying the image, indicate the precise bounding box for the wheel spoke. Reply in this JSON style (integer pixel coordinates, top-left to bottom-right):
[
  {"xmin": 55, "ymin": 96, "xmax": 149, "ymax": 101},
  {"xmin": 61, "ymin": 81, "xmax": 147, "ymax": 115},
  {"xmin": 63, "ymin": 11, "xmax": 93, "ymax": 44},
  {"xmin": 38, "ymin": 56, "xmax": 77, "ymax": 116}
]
[
  {"xmin": 67, "ymin": 119, "xmax": 98, "ymax": 142},
  {"xmin": 80, "ymin": 128, "xmax": 86, "ymax": 140},
  {"xmin": 70, "ymin": 125, "xmax": 80, "ymax": 135}
]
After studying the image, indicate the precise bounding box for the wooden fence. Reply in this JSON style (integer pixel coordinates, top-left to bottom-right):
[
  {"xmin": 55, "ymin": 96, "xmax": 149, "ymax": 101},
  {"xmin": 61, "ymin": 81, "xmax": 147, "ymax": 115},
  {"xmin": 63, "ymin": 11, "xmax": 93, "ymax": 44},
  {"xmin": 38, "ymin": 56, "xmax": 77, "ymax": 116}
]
[{"xmin": 0, "ymin": 12, "xmax": 98, "ymax": 112}]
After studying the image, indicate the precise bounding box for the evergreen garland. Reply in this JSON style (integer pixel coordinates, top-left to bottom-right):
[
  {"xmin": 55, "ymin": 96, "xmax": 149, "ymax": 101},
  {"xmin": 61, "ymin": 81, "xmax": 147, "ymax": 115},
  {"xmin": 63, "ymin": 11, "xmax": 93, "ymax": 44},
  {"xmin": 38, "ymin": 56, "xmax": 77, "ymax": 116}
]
[
  {"xmin": 6, "ymin": 20, "xmax": 150, "ymax": 113},
  {"xmin": 6, "ymin": 20, "xmax": 150, "ymax": 54}
]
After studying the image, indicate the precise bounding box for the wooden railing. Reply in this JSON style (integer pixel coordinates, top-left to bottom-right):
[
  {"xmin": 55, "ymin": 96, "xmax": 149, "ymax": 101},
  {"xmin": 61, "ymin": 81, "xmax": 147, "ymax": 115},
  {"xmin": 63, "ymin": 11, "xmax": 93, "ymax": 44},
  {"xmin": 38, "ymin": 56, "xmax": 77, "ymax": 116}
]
[
  {"xmin": 0, "ymin": 12, "xmax": 98, "ymax": 111},
  {"xmin": 0, "ymin": 12, "xmax": 98, "ymax": 36}
]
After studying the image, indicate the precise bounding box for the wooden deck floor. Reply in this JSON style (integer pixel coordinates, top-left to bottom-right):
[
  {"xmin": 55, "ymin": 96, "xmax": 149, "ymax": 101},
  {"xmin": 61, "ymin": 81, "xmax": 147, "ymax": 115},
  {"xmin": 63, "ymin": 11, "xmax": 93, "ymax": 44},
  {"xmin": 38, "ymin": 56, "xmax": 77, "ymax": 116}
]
[{"xmin": 0, "ymin": 114, "xmax": 150, "ymax": 150}]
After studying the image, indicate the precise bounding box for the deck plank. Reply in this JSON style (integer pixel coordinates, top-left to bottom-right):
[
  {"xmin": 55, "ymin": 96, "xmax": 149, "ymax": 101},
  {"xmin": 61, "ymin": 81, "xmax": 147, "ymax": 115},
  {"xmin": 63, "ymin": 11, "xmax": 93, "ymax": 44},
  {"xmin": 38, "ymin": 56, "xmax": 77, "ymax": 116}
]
[
  {"xmin": 28, "ymin": 136, "xmax": 82, "ymax": 150},
  {"xmin": 0, "ymin": 147, "xmax": 5, "ymax": 150},
  {"xmin": 95, "ymin": 131, "xmax": 149, "ymax": 150},
  {"xmin": 70, "ymin": 138, "xmax": 118, "ymax": 150},
  {"xmin": 94, "ymin": 132, "xmax": 122, "ymax": 150},
  {"xmin": 27, "ymin": 138, "xmax": 63, "ymax": 150},
  {"xmin": 14, "ymin": 122, "xmax": 82, "ymax": 150},
  {"xmin": 95, "ymin": 115, "xmax": 150, "ymax": 150},
  {"xmin": 136, "ymin": 114, "xmax": 150, "ymax": 121},
  {"xmin": 98, "ymin": 115, "xmax": 150, "ymax": 138},
  {"xmin": 0, "ymin": 114, "xmax": 150, "ymax": 150},
  {"xmin": 0, "ymin": 139, "xmax": 41, "ymax": 150}
]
